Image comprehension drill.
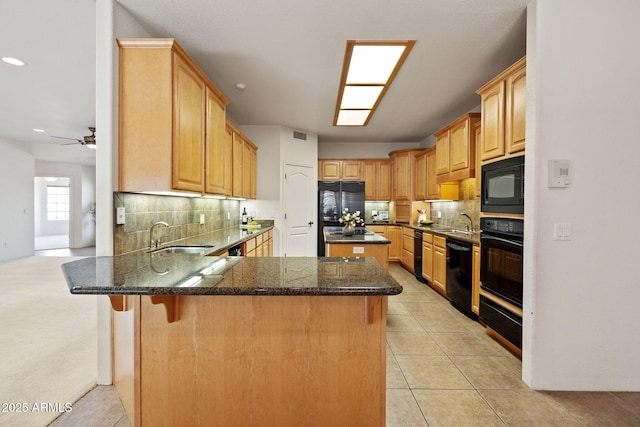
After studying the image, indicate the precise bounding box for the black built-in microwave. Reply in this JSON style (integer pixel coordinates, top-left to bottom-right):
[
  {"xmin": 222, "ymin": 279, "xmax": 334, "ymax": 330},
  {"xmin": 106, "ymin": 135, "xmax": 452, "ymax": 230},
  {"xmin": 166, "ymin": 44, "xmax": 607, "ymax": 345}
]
[{"xmin": 481, "ymin": 156, "xmax": 525, "ymax": 214}]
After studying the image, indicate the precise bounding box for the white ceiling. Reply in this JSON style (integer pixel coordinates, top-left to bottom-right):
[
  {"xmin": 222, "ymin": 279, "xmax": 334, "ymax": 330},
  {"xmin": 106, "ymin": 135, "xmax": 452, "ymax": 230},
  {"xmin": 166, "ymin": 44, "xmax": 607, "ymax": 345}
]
[
  {"xmin": 0, "ymin": 0, "xmax": 97, "ymax": 165},
  {"xmin": 0, "ymin": 0, "xmax": 527, "ymax": 166}
]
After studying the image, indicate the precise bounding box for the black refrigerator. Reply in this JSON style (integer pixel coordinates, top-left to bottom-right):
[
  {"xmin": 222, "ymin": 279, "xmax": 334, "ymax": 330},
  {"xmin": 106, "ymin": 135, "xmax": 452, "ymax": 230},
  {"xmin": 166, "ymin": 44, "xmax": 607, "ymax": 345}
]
[{"xmin": 317, "ymin": 181, "xmax": 365, "ymax": 256}]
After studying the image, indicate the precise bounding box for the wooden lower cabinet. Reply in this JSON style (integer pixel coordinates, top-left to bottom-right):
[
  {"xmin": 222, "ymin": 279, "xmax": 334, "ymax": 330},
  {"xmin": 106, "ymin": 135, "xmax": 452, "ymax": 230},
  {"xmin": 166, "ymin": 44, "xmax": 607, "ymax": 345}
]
[
  {"xmin": 115, "ymin": 294, "xmax": 388, "ymax": 426},
  {"xmin": 472, "ymin": 244, "xmax": 480, "ymax": 315},
  {"xmin": 431, "ymin": 235, "xmax": 447, "ymax": 295},
  {"xmin": 401, "ymin": 227, "xmax": 414, "ymax": 273},
  {"xmin": 421, "ymin": 233, "xmax": 433, "ymax": 283},
  {"xmin": 325, "ymin": 243, "xmax": 390, "ymax": 270},
  {"xmin": 242, "ymin": 230, "xmax": 272, "ymax": 257},
  {"xmin": 386, "ymin": 226, "xmax": 401, "ymax": 261}
]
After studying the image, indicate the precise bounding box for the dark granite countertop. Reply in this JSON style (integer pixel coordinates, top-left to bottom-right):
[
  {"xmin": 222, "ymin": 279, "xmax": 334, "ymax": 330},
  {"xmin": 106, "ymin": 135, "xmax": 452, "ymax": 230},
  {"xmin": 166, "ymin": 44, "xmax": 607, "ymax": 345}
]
[
  {"xmin": 164, "ymin": 225, "xmax": 274, "ymax": 255},
  {"xmin": 323, "ymin": 226, "xmax": 391, "ymax": 244},
  {"xmin": 62, "ymin": 255, "xmax": 402, "ymax": 296}
]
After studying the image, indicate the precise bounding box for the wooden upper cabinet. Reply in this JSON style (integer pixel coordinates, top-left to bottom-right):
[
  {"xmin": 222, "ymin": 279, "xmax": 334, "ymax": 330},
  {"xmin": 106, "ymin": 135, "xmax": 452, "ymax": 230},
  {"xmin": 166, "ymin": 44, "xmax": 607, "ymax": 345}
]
[
  {"xmin": 474, "ymin": 122, "xmax": 482, "ymax": 198},
  {"xmin": 477, "ymin": 56, "xmax": 526, "ymax": 161},
  {"xmin": 435, "ymin": 130, "xmax": 450, "ymax": 176},
  {"xmin": 435, "ymin": 113, "xmax": 480, "ymax": 184},
  {"xmin": 117, "ymin": 38, "xmax": 229, "ymax": 195},
  {"xmin": 363, "ymin": 159, "xmax": 392, "ymax": 201},
  {"xmin": 229, "ymin": 122, "xmax": 257, "ymax": 200},
  {"xmin": 205, "ymin": 86, "xmax": 230, "ymax": 195},
  {"xmin": 506, "ymin": 61, "xmax": 526, "ymax": 154},
  {"xmin": 478, "ymin": 80, "xmax": 505, "ymax": 161},
  {"xmin": 390, "ymin": 150, "xmax": 412, "ymax": 201},
  {"xmin": 413, "ymin": 150, "xmax": 428, "ymax": 201},
  {"xmin": 377, "ymin": 160, "xmax": 392, "ymax": 201},
  {"xmin": 172, "ymin": 55, "xmax": 206, "ymax": 192},
  {"xmin": 425, "ymin": 148, "xmax": 439, "ymax": 200},
  {"xmin": 319, "ymin": 160, "xmax": 341, "ymax": 180},
  {"xmin": 318, "ymin": 160, "xmax": 363, "ymax": 181},
  {"xmin": 341, "ymin": 160, "xmax": 362, "ymax": 180}
]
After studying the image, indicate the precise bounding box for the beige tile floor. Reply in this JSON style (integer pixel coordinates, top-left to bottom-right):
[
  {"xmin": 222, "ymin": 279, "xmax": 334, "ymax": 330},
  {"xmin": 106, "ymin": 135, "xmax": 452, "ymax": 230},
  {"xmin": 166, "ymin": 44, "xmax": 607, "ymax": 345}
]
[{"xmin": 50, "ymin": 263, "xmax": 640, "ymax": 426}]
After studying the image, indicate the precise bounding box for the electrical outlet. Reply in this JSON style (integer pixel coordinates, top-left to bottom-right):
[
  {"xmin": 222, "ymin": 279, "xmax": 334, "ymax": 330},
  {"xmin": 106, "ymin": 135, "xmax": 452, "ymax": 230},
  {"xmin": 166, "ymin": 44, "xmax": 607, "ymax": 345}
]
[
  {"xmin": 116, "ymin": 207, "xmax": 126, "ymax": 225},
  {"xmin": 437, "ymin": 211, "xmax": 442, "ymax": 219},
  {"xmin": 200, "ymin": 214, "xmax": 205, "ymax": 225},
  {"xmin": 227, "ymin": 211, "xmax": 231, "ymax": 220}
]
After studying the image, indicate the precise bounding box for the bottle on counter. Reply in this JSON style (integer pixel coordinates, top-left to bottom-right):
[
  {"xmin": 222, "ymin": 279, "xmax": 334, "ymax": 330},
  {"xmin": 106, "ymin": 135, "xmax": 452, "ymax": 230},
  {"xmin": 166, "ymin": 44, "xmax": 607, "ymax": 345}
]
[{"xmin": 242, "ymin": 207, "xmax": 248, "ymax": 225}]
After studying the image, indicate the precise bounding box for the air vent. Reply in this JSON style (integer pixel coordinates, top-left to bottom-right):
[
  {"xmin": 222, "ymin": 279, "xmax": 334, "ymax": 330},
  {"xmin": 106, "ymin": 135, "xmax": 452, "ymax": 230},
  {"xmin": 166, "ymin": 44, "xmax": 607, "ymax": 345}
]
[{"xmin": 293, "ymin": 131, "xmax": 307, "ymax": 141}]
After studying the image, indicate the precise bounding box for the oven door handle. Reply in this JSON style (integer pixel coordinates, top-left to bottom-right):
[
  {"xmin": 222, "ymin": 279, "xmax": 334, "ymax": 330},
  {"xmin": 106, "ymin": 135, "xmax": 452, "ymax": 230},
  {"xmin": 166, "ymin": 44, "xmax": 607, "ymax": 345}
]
[
  {"xmin": 446, "ymin": 242, "xmax": 471, "ymax": 252},
  {"xmin": 481, "ymin": 235, "xmax": 524, "ymax": 248}
]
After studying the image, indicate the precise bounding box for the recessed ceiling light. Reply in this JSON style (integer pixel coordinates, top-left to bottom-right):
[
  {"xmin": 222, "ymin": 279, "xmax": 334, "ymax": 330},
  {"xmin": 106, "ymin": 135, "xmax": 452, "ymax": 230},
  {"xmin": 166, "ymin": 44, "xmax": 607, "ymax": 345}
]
[
  {"xmin": 235, "ymin": 83, "xmax": 246, "ymax": 90},
  {"xmin": 33, "ymin": 128, "xmax": 45, "ymax": 133},
  {"xmin": 2, "ymin": 56, "xmax": 26, "ymax": 66},
  {"xmin": 334, "ymin": 40, "xmax": 415, "ymax": 127}
]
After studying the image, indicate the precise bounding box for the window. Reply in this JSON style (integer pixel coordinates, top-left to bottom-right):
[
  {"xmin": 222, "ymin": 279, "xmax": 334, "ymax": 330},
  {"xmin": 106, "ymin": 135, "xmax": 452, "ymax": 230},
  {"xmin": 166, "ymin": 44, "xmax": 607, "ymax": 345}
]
[{"xmin": 47, "ymin": 186, "xmax": 70, "ymax": 221}]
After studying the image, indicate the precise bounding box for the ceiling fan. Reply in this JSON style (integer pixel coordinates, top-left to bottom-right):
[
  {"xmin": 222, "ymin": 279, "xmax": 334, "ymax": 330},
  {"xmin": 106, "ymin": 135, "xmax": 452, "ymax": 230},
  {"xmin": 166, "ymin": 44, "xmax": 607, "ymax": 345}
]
[{"xmin": 51, "ymin": 127, "xmax": 96, "ymax": 149}]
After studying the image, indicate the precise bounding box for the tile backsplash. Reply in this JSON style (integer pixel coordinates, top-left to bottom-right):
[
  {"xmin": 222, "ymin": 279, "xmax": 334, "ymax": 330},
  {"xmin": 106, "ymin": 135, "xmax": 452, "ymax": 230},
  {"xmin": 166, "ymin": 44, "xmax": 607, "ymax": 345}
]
[
  {"xmin": 430, "ymin": 179, "xmax": 480, "ymax": 231},
  {"xmin": 113, "ymin": 192, "xmax": 240, "ymax": 255}
]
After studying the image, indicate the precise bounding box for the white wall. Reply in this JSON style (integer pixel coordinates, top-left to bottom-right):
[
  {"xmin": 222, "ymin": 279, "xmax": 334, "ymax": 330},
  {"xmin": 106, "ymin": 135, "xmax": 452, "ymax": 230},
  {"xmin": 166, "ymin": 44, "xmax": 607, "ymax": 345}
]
[
  {"xmin": 0, "ymin": 140, "xmax": 35, "ymax": 261},
  {"xmin": 240, "ymin": 125, "xmax": 318, "ymax": 256},
  {"xmin": 318, "ymin": 141, "xmax": 421, "ymax": 159},
  {"xmin": 523, "ymin": 0, "xmax": 640, "ymax": 390}
]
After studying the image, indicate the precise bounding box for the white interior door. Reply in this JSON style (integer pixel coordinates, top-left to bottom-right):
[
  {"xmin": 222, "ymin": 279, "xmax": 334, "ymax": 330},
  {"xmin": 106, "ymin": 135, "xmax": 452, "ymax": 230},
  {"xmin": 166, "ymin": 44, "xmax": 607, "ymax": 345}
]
[{"xmin": 283, "ymin": 163, "xmax": 316, "ymax": 256}]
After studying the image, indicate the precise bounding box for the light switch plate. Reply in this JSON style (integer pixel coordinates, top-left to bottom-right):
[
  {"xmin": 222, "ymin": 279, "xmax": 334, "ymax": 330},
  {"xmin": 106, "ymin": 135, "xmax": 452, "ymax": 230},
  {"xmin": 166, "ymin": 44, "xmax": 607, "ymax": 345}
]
[
  {"xmin": 200, "ymin": 214, "xmax": 205, "ymax": 225},
  {"xmin": 554, "ymin": 223, "xmax": 572, "ymax": 240}
]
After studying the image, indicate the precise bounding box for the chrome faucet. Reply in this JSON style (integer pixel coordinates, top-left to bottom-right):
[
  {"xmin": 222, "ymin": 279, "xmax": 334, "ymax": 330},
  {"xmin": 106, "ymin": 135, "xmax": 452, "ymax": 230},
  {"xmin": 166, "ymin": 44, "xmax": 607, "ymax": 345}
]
[
  {"xmin": 460, "ymin": 213, "xmax": 474, "ymax": 232},
  {"xmin": 149, "ymin": 221, "xmax": 169, "ymax": 250}
]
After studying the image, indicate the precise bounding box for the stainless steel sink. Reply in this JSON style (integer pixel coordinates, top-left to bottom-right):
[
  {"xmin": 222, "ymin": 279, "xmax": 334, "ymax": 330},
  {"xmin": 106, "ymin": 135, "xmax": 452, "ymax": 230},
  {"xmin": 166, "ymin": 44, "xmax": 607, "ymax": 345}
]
[{"xmin": 151, "ymin": 245, "xmax": 216, "ymax": 255}]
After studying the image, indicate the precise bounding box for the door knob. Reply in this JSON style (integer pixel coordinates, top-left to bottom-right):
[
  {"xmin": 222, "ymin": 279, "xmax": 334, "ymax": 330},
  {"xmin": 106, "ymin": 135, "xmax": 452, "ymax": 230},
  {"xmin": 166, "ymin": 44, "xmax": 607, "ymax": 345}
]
[{"xmin": 308, "ymin": 221, "xmax": 314, "ymax": 226}]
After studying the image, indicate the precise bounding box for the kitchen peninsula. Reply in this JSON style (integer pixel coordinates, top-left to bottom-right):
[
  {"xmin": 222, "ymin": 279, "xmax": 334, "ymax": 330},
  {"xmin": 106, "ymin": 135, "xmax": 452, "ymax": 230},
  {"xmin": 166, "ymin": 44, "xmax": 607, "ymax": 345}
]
[{"xmin": 62, "ymin": 253, "xmax": 401, "ymax": 427}]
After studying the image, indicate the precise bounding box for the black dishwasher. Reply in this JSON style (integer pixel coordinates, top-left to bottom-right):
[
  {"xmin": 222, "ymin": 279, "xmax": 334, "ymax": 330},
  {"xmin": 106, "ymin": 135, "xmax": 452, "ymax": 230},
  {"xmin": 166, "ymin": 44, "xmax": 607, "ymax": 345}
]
[{"xmin": 445, "ymin": 238, "xmax": 476, "ymax": 319}]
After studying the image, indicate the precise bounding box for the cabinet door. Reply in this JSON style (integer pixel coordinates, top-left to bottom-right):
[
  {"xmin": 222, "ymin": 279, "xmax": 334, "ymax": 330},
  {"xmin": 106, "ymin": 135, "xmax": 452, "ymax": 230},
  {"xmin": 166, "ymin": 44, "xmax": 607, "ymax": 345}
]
[
  {"xmin": 204, "ymin": 86, "xmax": 228, "ymax": 195},
  {"xmin": 341, "ymin": 160, "xmax": 362, "ymax": 180},
  {"xmin": 386, "ymin": 226, "xmax": 401, "ymax": 261},
  {"xmin": 432, "ymin": 245, "xmax": 446, "ymax": 294},
  {"xmin": 480, "ymin": 80, "xmax": 505, "ymax": 161},
  {"xmin": 472, "ymin": 244, "xmax": 480, "ymax": 315},
  {"xmin": 414, "ymin": 151, "xmax": 427, "ymax": 200},
  {"xmin": 449, "ymin": 119, "xmax": 470, "ymax": 172},
  {"xmin": 172, "ymin": 54, "xmax": 205, "ymax": 192},
  {"xmin": 377, "ymin": 160, "xmax": 392, "ymax": 201},
  {"xmin": 242, "ymin": 142, "xmax": 252, "ymax": 198},
  {"xmin": 363, "ymin": 160, "xmax": 377, "ymax": 200},
  {"xmin": 425, "ymin": 148, "xmax": 439, "ymax": 200},
  {"xmin": 435, "ymin": 131, "xmax": 450, "ymax": 175},
  {"xmin": 474, "ymin": 123, "xmax": 482, "ymax": 198},
  {"xmin": 231, "ymin": 129, "xmax": 243, "ymax": 197},
  {"xmin": 250, "ymin": 145, "xmax": 257, "ymax": 199},
  {"xmin": 432, "ymin": 236, "xmax": 447, "ymax": 294},
  {"xmin": 506, "ymin": 64, "xmax": 526, "ymax": 154},
  {"xmin": 321, "ymin": 161, "xmax": 341, "ymax": 180},
  {"xmin": 422, "ymin": 241, "xmax": 433, "ymax": 282},
  {"xmin": 393, "ymin": 152, "xmax": 411, "ymax": 201}
]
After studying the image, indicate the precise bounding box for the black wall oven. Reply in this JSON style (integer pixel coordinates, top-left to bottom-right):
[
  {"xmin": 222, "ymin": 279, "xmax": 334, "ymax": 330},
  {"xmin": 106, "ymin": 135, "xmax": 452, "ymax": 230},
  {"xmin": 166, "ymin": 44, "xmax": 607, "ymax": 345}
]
[
  {"xmin": 481, "ymin": 156, "xmax": 525, "ymax": 214},
  {"xmin": 479, "ymin": 217, "xmax": 523, "ymax": 349}
]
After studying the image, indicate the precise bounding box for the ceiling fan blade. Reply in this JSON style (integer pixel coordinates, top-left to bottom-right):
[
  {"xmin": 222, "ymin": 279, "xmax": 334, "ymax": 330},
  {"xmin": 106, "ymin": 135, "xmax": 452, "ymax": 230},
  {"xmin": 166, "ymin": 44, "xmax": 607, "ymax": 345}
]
[{"xmin": 51, "ymin": 135, "xmax": 82, "ymax": 142}]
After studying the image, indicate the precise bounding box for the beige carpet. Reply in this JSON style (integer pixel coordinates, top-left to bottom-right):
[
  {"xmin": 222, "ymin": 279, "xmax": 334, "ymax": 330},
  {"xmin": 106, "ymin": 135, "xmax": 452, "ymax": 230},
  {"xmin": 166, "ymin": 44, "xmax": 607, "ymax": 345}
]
[{"xmin": 0, "ymin": 256, "xmax": 97, "ymax": 427}]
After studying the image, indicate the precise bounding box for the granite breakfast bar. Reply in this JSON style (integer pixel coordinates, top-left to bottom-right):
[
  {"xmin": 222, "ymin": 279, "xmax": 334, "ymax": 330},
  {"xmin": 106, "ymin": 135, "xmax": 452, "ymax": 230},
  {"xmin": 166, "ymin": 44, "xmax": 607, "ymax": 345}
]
[{"xmin": 62, "ymin": 254, "xmax": 402, "ymax": 427}]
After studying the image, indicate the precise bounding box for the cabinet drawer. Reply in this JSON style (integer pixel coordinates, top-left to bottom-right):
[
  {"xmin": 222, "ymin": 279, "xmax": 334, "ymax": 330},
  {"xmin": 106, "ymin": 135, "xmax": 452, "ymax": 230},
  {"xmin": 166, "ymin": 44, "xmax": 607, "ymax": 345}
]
[
  {"xmin": 244, "ymin": 237, "xmax": 256, "ymax": 253},
  {"xmin": 402, "ymin": 227, "xmax": 414, "ymax": 238},
  {"xmin": 402, "ymin": 234, "xmax": 414, "ymax": 254},
  {"xmin": 422, "ymin": 232, "xmax": 433, "ymax": 244},
  {"xmin": 434, "ymin": 235, "xmax": 446, "ymax": 249}
]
